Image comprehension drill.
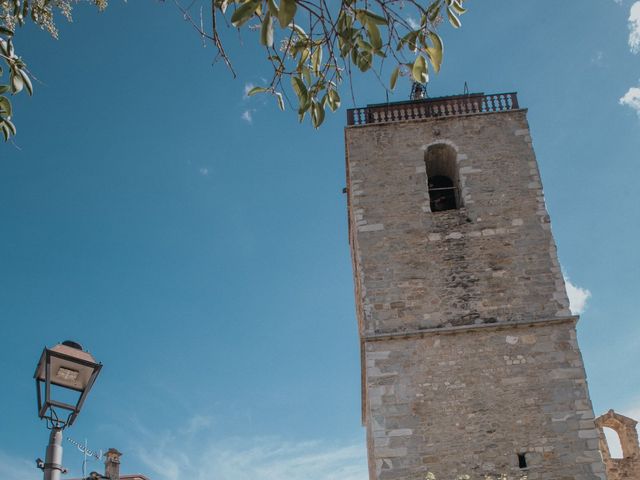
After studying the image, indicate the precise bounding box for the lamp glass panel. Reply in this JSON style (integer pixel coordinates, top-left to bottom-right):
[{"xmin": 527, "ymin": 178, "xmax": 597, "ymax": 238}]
[{"xmin": 36, "ymin": 353, "xmax": 97, "ymax": 390}]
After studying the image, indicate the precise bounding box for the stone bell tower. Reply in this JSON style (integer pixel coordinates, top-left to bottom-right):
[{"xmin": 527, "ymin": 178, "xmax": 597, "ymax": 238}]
[{"xmin": 345, "ymin": 92, "xmax": 606, "ymax": 480}]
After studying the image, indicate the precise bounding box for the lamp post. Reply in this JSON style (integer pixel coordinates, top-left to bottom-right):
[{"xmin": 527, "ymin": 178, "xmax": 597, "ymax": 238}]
[{"xmin": 34, "ymin": 341, "xmax": 102, "ymax": 480}]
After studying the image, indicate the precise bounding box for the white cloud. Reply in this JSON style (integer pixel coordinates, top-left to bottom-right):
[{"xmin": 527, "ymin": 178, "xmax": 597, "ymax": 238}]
[
  {"xmin": 131, "ymin": 417, "xmax": 367, "ymax": 480},
  {"xmin": 629, "ymin": 1, "xmax": 640, "ymax": 53},
  {"xmin": 243, "ymin": 82, "xmax": 255, "ymax": 99},
  {"xmin": 241, "ymin": 110, "xmax": 254, "ymax": 124},
  {"xmin": 0, "ymin": 450, "xmax": 36, "ymax": 480},
  {"xmin": 590, "ymin": 50, "xmax": 605, "ymax": 67},
  {"xmin": 198, "ymin": 167, "xmax": 209, "ymax": 176},
  {"xmin": 406, "ymin": 16, "xmax": 420, "ymax": 29},
  {"xmin": 619, "ymin": 85, "xmax": 640, "ymax": 116},
  {"xmin": 180, "ymin": 414, "xmax": 214, "ymax": 435},
  {"xmin": 564, "ymin": 276, "xmax": 591, "ymax": 315}
]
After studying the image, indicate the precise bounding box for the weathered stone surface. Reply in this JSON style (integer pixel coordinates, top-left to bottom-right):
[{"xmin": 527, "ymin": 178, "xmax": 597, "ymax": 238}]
[
  {"xmin": 595, "ymin": 410, "xmax": 640, "ymax": 480},
  {"xmin": 345, "ymin": 110, "xmax": 605, "ymax": 480}
]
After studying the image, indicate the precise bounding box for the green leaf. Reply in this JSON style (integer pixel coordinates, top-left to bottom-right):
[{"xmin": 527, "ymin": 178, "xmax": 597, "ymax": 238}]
[
  {"xmin": 327, "ymin": 89, "xmax": 341, "ymax": 111},
  {"xmin": 0, "ymin": 96, "xmax": 12, "ymax": 117},
  {"xmin": 267, "ymin": 0, "xmax": 279, "ymax": 16},
  {"xmin": 247, "ymin": 86, "xmax": 268, "ymax": 96},
  {"xmin": 10, "ymin": 73, "xmax": 23, "ymax": 94},
  {"xmin": 425, "ymin": 31, "xmax": 443, "ymax": 73},
  {"xmin": 278, "ymin": 0, "xmax": 297, "ymax": 28},
  {"xmin": 311, "ymin": 46, "xmax": 322, "ymax": 75},
  {"xmin": 412, "ymin": 55, "xmax": 428, "ymax": 83},
  {"xmin": 18, "ymin": 69, "xmax": 33, "ymax": 96},
  {"xmin": 297, "ymin": 47, "xmax": 310, "ymax": 69},
  {"xmin": 0, "ymin": 26, "xmax": 14, "ymax": 37},
  {"xmin": 311, "ymin": 101, "xmax": 325, "ymax": 128},
  {"xmin": 447, "ymin": 7, "xmax": 461, "ymax": 28},
  {"xmin": 356, "ymin": 37, "xmax": 373, "ymax": 53},
  {"xmin": 0, "ymin": 85, "xmax": 10, "ymax": 95},
  {"xmin": 301, "ymin": 65, "xmax": 311, "ymax": 85},
  {"xmin": 4, "ymin": 117, "xmax": 15, "ymax": 135},
  {"xmin": 260, "ymin": 11, "xmax": 274, "ymax": 47},
  {"xmin": 357, "ymin": 50, "xmax": 373, "ymax": 72},
  {"xmin": 1, "ymin": 122, "xmax": 9, "ymax": 142},
  {"xmin": 231, "ymin": 0, "xmax": 260, "ymax": 28},
  {"xmin": 451, "ymin": 0, "xmax": 467, "ymax": 15},
  {"xmin": 366, "ymin": 21, "xmax": 382, "ymax": 51},
  {"xmin": 274, "ymin": 91, "xmax": 285, "ymax": 111},
  {"xmin": 291, "ymin": 76, "xmax": 308, "ymax": 104},
  {"xmin": 389, "ymin": 65, "xmax": 400, "ymax": 90},
  {"xmin": 427, "ymin": 2, "xmax": 441, "ymax": 22},
  {"xmin": 398, "ymin": 30, "xmax": 419, "ymax": 52},
  {"xmin": 218, "ymin": 0, "xmax": 231, "ymax": 14},
  {"xmin": 358, "ymin": 9, "xmax": 387, "ymax": 26}
]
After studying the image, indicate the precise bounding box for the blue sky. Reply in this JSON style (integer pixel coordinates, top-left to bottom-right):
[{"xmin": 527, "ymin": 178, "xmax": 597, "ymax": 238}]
[{"xmin": 1, "ymin": 1, "xmax": 639, "ymax": 479}]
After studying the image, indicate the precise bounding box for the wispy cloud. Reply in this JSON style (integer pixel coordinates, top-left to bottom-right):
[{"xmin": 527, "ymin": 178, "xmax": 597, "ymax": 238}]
[
  {"xmin": 564, "ymin": 276, "xmax": 591, "ymax": 315},
  {"xmin": 198, "ymin": 167, "xmax": 210, "ymax": 176},
  {"xmin": 629, "ymin": 1, "xmax": 640, "ymax": 53},
  {"xmin": 241, "ymin": 110, "xmax": 254, "ymax": 124},
  {"xmin": 180, "ymin": 414, "xmax": 214, "ymax": 435},
  {"xmin": 0, "ymin": 450, "xmax": 36, "ymax": 480},
  {"xmin": 620, "ymin": 85, "xmax": 640, "ymax": 117},
  {"xmin": 590, "ymin": 50, "xmax": 605, "ymax": 67},
  {"xmin": 406, "ymin": 16, "xmax": 420, "ymax": 29},
  {"xmin": 130, "ymin": 416, "xmax": 367, "ymax": 480}
]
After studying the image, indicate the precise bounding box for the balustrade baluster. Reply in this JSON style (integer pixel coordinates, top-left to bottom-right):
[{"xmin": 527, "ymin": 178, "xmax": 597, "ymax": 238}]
[{"xmin": 347, "ymin": 92, "xmax": 519, "ymax": 125}]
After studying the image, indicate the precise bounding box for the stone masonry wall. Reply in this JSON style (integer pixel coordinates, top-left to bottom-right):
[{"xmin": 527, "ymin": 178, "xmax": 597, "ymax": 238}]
[
  {"xmin": 346, "ymin": 110, "xmax": 570, "ymax": 336},
  {"xmin": 345, "ymin": 109, "xmax": 605, "ymax": 480},
  {"xmin": 364, "ymin": 322, "xmax": 604, "ymax": 480}
]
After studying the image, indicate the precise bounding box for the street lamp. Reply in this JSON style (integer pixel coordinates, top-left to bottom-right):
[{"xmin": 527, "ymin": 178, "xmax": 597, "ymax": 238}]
[{"xmin": 34, "ymin": 341, "xmax": 102, "ymax": 480}]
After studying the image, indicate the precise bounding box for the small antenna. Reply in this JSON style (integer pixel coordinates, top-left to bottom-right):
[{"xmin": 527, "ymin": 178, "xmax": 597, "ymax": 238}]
[
  {"xmin": 67, "ymin": 436, "xmax": 103, "ymax": 479},
  {"xmin": 463, "ymin": 81, "xmax": 469, "ymax": 95}
]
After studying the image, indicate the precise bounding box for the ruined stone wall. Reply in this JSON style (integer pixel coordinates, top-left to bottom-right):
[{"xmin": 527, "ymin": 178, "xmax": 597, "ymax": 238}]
[
  {"xmin": 345, "ymin": 110, "xmax": 605, "ymax": 480},
  {"xmin": 596, "ymin": 410, "xmax": 640, "ymax": 480}
]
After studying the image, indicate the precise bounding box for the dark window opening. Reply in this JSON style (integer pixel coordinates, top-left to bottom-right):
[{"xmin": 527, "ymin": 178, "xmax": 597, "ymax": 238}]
[
  {"xmin": 424, "ymin": 143, "xmax": 461, "ymax": 212},
  {"xmin": 428, "ymin": 175, "xmax": 457, "ymax": 212},
  {"xmin": 518, "ymin": 453, "xmax": 527, "ymax": 469}
]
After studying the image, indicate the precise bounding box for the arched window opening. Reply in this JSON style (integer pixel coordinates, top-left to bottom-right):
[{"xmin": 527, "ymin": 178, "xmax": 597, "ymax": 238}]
[
  {"xmin": 425, "ymin": 144, "xmax": 460, "ymax": 212},
  {"xmin": 604, "ymin": 427, "xmax": 624, "ymax": 459},
  {"xmin": 429, "ymin": 175, "xmax": 457, "ymax": 211}
]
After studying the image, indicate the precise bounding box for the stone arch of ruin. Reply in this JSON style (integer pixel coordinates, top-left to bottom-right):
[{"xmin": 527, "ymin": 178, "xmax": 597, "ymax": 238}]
[{"xmin": 595, "ymin": 409, "xmax": 640, "ymax": 480}]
